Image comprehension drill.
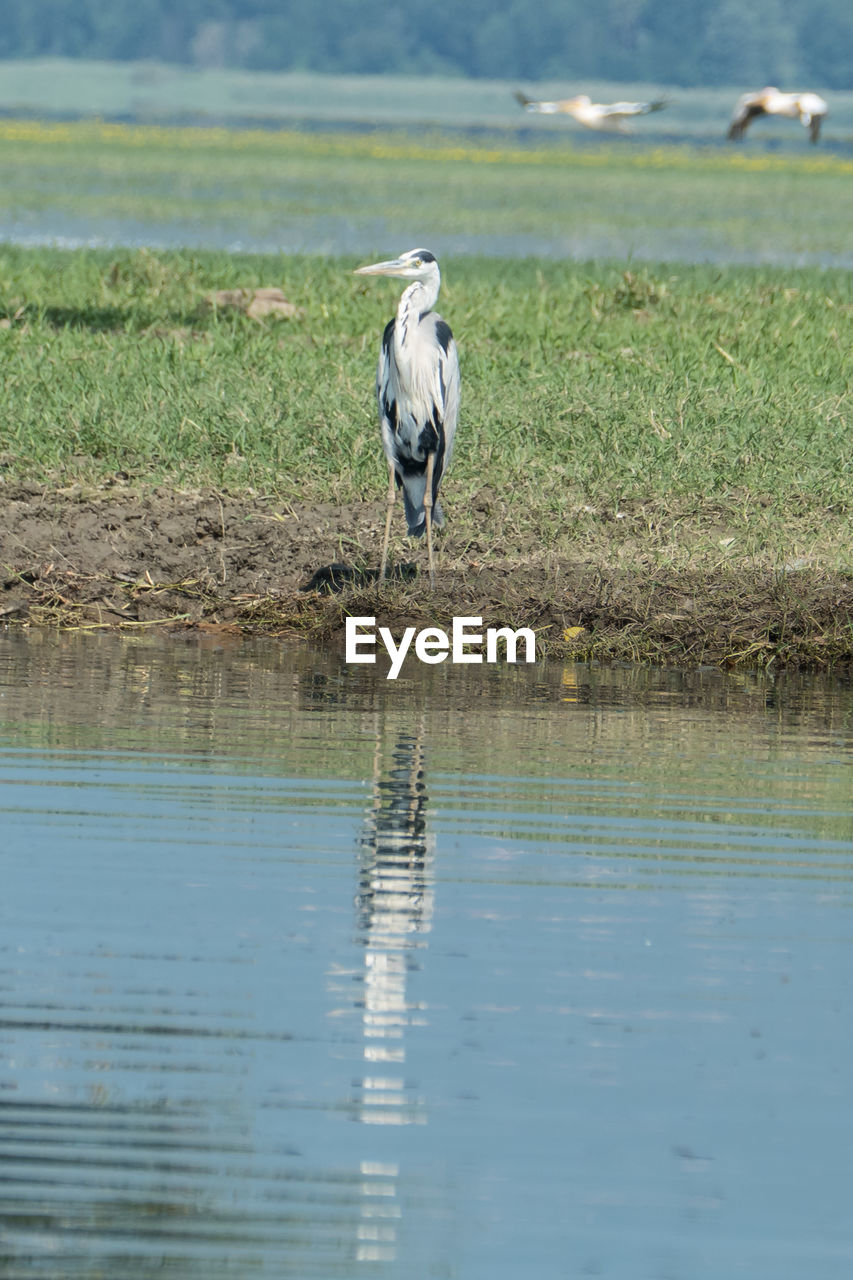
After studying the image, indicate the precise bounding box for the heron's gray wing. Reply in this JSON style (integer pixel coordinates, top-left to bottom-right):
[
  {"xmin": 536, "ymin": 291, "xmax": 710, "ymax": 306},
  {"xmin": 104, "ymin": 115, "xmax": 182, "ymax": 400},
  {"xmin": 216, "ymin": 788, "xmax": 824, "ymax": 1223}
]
[
  {"xmin": 437, "ymin": 331, "xmax": 460, "ymax": 473},
  {"xmin": 418, "ymin": 314, "xmax": 459, "ymax": 470},
  {"xmin": 376, "ymin": 317, "xmax": 399, "ymax": 466}
]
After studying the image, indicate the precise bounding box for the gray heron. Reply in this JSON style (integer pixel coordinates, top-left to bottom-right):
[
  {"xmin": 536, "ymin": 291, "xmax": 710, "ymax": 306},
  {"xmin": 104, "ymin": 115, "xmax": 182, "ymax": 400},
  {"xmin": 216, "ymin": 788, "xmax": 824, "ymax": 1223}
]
[
  {"xmin": 514, "ymin": 90, "xmax": 667, "ymax": 133},
  {"xmin": 354, "ymin": 248, "xmax": 460, "ymax": 589},
  {"xmin": 727, "ymin": 88, "xmax": 828, "ymax": 143}
]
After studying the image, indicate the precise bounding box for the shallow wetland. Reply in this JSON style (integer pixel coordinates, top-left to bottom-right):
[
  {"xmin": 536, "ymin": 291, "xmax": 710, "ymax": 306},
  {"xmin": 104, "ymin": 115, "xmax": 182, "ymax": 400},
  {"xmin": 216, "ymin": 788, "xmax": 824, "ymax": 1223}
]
[{"xmin": 1, "ymin": 88, "xmax": 852, "ymax": 1277}]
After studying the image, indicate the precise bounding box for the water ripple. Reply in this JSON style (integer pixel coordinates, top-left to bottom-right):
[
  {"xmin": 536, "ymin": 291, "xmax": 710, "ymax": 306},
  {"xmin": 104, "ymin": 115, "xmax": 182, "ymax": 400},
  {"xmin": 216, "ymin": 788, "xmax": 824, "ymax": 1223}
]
[{"xmin": 0, "ymin": 635, "xmax": 851, "ymax": 1278}]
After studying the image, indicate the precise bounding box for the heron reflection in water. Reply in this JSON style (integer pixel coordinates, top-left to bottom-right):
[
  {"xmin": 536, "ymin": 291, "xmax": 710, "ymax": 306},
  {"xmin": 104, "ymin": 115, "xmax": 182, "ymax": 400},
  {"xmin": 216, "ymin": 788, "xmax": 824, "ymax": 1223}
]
[
  {"xmin": 355, "ymin": 727, "xmax": 435, "ymax": 1124},
  {"xmin": 323, "ymin": 726, "xmax": 436, "ymax": 1263}
]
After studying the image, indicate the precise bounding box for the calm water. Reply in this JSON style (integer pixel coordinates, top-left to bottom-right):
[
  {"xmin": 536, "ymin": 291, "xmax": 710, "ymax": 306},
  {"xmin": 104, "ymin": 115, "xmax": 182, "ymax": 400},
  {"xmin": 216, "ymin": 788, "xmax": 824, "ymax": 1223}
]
[{"xmin": 1, "ymin": 631, "xmax": 852, "ymax": 1279}]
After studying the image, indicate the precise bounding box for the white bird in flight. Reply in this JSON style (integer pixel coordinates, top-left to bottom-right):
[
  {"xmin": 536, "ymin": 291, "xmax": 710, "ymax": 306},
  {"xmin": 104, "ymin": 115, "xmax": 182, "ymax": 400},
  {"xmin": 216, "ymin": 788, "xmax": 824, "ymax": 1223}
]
[
  {"xmin": 514, "ymin": 90, "xmax": 668, "ymax": 133},
  {"xmin": 727, "ymin": 87, "xmax": 828, "ymax": 143}
]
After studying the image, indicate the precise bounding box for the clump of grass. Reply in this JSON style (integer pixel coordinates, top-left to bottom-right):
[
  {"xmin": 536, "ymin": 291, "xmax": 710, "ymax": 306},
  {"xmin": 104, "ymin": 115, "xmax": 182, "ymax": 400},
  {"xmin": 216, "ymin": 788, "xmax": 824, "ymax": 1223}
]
[{"xmin": 593, "ymin": 267, "xmax": 670, "ymax": 312}]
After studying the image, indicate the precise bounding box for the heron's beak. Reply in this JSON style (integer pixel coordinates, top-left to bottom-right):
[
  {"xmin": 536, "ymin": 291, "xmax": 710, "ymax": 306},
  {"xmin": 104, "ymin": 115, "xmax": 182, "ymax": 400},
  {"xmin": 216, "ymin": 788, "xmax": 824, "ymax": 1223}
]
[{"xmin": 353, "ymin": 257, "xmax": 409, "ymax": 278}]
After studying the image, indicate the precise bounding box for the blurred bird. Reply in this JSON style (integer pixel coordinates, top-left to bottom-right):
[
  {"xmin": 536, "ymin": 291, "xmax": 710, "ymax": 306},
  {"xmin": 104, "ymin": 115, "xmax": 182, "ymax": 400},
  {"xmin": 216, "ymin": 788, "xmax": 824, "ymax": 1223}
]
[
  {"xmin": 727, "ymin": 88, "xmax": 828, "ymax": 143},
  {"xmin": 514, "ymin": 90, "xmax": 668, "ymax": 133},
  {"xmin": 354, "ymin": 249, "xmax": 460, "ymax": 588}
]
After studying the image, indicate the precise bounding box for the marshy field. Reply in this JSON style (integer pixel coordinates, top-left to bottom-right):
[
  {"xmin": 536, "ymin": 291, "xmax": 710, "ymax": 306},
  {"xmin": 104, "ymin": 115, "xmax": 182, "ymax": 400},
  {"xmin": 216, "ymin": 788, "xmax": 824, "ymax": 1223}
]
[{"xmin": 0, "ymin": 87, "xmax": 851, "ymax": 666}]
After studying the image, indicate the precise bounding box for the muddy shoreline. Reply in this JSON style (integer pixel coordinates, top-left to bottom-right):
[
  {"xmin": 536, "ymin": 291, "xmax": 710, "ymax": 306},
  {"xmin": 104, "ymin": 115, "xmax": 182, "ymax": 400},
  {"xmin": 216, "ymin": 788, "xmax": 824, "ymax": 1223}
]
[{"xmin": 2, "ymin": 483, "xmax": 851, "ymax": 669}]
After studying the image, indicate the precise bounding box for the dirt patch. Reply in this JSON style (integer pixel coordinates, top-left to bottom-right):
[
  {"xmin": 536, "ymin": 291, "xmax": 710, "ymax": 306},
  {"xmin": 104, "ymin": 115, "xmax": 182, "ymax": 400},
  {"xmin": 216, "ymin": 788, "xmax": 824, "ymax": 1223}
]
[
  {"xmin": 1, "ymin": 482, "xmax": 851, "ymax": 669},
  {"xmin": 203, "ymin": 287, "xmax": 305, "ymax": 320}
]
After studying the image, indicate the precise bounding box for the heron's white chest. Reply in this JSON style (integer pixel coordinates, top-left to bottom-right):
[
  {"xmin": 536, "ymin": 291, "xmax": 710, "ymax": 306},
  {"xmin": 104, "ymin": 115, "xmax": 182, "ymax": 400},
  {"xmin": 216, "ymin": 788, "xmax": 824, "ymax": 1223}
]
[
  {"xmin": 392, "ymin": 331, "xmax": 436, "ymax": 398},
  {"xmin": 390, "ymin": 301, "xmax": 443, "ymax": 414}
]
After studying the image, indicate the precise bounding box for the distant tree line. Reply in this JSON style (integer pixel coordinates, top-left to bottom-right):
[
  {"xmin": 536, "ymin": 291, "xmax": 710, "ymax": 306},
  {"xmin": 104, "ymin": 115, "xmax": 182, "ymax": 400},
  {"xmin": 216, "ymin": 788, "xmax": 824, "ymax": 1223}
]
[{"xmin": 2, "ymin": 0, "xmax": 851, "ymax": 89}]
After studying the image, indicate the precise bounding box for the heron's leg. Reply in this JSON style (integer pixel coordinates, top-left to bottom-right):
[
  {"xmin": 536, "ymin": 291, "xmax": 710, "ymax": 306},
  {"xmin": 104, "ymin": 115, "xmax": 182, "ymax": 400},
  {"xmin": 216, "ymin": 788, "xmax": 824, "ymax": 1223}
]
[
  {"xmin": 379, "ymin": 462, "xmax": 396, "ymax": 581},
  {"xmin": 423, "ymin": 451, "xmax": 436, "ymax": 589}
]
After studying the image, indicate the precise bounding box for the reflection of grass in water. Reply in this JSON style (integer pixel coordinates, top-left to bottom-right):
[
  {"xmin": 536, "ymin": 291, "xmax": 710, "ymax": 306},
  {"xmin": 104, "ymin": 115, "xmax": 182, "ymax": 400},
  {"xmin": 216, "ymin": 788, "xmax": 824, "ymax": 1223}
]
[
  {"xmin": 3, "ymin": 633, "xmax": 853, "ymax": 838},
  {"xmin": 0, "ymin": 245, "xmax": 850, "ymax": 575},
  {"xmin": 0, "ymin": 119, "xmax": 852, "ymax": 259}
]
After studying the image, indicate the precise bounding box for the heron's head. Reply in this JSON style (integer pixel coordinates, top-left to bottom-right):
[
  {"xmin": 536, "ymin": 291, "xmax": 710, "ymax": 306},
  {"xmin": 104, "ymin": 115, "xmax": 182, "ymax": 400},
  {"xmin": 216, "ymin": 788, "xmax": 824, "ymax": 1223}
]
[{"xmin": 354, "ymin": 248, "xmax": 439, "ymax": 283}]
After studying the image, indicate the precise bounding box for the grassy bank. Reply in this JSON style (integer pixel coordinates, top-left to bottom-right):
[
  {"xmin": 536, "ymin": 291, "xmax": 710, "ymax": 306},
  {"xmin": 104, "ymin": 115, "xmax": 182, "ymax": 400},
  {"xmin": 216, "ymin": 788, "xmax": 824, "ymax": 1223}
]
[
  {"xmin": 0, "ymin": 109, "xmax": 850, "ymax": 666},
  {"xmin": 1, "ymin": 243, "xmax": 850, "ymax": 571}
]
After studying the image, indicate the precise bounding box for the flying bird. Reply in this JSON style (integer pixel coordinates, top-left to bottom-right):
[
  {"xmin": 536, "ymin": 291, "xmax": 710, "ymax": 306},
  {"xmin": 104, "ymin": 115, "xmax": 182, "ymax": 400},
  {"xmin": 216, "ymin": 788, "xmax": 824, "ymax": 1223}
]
[
  {"xmin": 354, "ymin": 249, "xmax": 460, "ymax": 589},
  {"xmin": 727, "ymin": 88, "xmax": 828, "ymax": 143},
  {"xmin": 514, "ymin": 90, "xmax": 667, "ymax": 133}
]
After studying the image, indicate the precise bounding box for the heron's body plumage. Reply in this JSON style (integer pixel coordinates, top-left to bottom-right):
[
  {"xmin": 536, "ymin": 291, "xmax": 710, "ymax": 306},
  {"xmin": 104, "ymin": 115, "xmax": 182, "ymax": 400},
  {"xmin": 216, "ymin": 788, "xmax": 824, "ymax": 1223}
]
[
  {"xmin": 354, "ymin": 247, "xmax": 460, "ymax": 585},
  {"xmin": 378, "ymin": 302, "xmax": 459, "ymax": 536}
]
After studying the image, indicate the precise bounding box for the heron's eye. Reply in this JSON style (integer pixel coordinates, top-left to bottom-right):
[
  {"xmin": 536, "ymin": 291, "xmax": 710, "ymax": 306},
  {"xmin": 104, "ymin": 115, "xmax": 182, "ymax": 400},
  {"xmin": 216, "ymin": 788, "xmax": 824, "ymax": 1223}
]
[{"xmin": 413, "ymin": 258, "xmax": 422, "ymax": 267}]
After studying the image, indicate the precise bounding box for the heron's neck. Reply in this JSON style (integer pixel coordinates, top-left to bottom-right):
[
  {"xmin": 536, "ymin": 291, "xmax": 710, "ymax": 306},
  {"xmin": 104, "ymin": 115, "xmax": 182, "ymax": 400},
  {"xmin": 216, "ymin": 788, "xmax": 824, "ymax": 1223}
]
[{"xmin": 396, "ymin": 277, "xmax": 440, "ymax": 349}]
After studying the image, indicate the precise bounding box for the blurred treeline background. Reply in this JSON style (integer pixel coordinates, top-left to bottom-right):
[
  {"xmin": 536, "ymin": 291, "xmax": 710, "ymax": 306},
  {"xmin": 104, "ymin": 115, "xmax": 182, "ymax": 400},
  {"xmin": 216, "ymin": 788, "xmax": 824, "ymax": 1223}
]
[{"xmin": 1, "ymin": 0, "xmax": 851, "ymax": 88}]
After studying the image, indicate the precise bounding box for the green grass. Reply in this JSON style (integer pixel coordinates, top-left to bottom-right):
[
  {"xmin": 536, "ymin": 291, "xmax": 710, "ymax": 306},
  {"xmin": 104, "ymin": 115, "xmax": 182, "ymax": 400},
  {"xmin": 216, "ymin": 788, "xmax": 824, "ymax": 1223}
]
[{"xmin": 1, "ymin": 245, "xmax": 851, "ymax": 572}]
